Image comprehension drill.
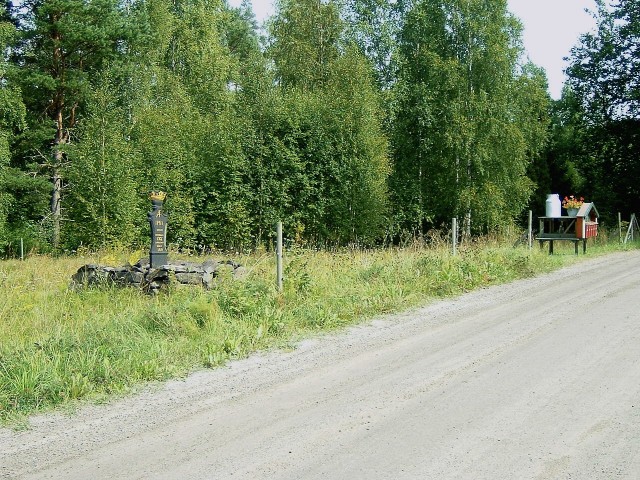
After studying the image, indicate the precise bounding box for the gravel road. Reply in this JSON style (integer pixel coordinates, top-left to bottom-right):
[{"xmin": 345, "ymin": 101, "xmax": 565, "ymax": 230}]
[{"xmin": 2, "ymin": 250, "xmax": 640, "ymax": 479}]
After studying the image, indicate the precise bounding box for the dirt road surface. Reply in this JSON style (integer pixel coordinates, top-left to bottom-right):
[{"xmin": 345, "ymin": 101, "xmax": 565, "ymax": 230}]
[{"xmin": 2, "ymin": 251, "xmax": 640, "ymax": 479}]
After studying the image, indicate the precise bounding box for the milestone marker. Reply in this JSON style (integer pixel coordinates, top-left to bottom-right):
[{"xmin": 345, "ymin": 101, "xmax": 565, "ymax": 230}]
[{"xmin": 148, "ymin": 191, "xmax": 168, "ymax": 268}]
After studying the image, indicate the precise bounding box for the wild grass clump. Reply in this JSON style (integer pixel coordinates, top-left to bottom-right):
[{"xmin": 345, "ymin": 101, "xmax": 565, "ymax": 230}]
[{"xmin": 0, "ymin": 237, "xmax": 637, "ymax": 424}]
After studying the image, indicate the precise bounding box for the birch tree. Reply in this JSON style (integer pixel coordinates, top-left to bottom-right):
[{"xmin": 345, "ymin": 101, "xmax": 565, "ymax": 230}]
[
  {"xmin": 391, "ymin": 0, "xmax": 548, "ymax": 236},
  {"xmin": 268, "ymin": 0, "xmax": 390, "ymax": 243}
]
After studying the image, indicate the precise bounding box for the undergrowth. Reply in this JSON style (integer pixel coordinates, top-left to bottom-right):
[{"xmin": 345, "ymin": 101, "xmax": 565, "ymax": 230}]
[{"xmin": 0, "ymin": 236, "xmax": 638, "ymax": 425}]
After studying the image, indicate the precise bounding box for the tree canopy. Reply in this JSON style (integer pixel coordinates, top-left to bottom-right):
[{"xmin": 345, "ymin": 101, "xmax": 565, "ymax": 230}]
[
  {"xmin": 390, "ymin": 0, "xmax": 548, "ymax": 236},
  {"xmin": 2, "ymin": 0, "xmax": 631, "ymax": 255},
  {"xmin": 561, "ymin": 0, "xmax": 640, "ymax": 220}
]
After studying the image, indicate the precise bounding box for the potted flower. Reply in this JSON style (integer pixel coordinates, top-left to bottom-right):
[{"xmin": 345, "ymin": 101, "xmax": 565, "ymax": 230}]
[{"xmin": 562, "ymin": 195, "xmax": 584, "ymax": 217}]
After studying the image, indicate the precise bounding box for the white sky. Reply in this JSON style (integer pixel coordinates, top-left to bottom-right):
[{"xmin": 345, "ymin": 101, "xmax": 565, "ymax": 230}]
[
  {"xmin": 229, "ymin": 0, "xmax": 597, "ymax": 100},
  {"xmin": 507, "ymin": 0, "xmax": 597, "ymax": 99}
]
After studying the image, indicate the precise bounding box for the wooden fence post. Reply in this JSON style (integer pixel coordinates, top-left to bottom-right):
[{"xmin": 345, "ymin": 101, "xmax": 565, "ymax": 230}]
[
  {"xmin": 619, "ymin": 212, "xmax": 622, "ymax": 243},
  {"xmin": 276, "ymin": 221, "xmax": 283, "ymax": 292},
  {"xmin": 528, "ymin": 210, "xmax": 533, "ymax": 250},
  {"xmin": 452, "ymin": 218, "xmax": 457, "ymax": 256}
]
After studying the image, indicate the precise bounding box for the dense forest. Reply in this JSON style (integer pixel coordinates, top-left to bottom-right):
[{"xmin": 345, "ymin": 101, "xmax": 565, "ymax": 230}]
[{"xmin": 0, "ymin": 0, "xmax": 637, "ymax": 255}]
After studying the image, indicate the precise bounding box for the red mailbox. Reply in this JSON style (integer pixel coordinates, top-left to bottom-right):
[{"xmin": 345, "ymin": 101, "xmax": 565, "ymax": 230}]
[{"xmin": 575, "ymin": 203, "xmax": 599, "ymax": 239}]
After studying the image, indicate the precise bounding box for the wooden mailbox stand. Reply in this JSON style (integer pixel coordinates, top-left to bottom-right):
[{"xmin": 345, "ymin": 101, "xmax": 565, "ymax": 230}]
[{"xmin": 537, "ymin": 203, "xmax": 599, "ymax": 255}]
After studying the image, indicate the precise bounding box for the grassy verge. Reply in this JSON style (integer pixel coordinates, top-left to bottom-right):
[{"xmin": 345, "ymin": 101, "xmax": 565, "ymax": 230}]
[{"xmin": 0, "ymin": 236, "xmax": 637, "ymax": 425}]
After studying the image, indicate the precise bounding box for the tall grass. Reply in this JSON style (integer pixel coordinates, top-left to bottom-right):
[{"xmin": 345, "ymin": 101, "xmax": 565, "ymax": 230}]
[{"xmin": 0, "ymin": 236, "xmax": 637, "ymax": 424}]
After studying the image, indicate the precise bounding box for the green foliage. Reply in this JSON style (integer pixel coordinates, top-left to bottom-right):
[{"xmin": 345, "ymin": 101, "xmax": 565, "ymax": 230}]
[
  {"xmin": 9, "ymin": 0, "xmax": 130, "ymax": 249},
  {"xmin": 15, "ymin": 0, "xmax": 128, "ymax": 117},
  {"xmin": 390, "ymin": 0, "xmax": 550, "ymax": 236},
  {"xmin": 566, "ymin": 0, "xmax": 631, "ymax": 123},
  {"xmin": 531, "ymin": 88, "xmax": 589, "ymax": 218},
  {"xmin": 310, "ymin": 48, "xmax": 391, "ymax": 242},
  {"xmin": 562, "ymin": 0, "xmax": 640, "ymax": 222},
  {"xmin": 64, "ymin": 74, "xmax": 144, "ymax": 249},
  {"xmin": 189, "ymin": 109, "xmax": 253, "ymax": 250},
  {"xmin": 3, "ymin": 0, "xmax": 631, "ymax": 252},
  {"xmin": 266, "ymin": 0, "xmax": 390, "ymax": 244},
  {"xmin": 127, "ymin": 71, "xmax": 200, "ymax": 248},
  {"xmin": 0, "ymin": 17, "xmax": 27, "ymax": 253},
  {"xmin": 342, "ymin": 0, "xmax": 409, "ymax": 88},
  {"xmin": 0, "ymin": 170, "xmax": 52, "ymax": 255},
  {"xmin": 269, "ymin": 0, "xmax": 342, "ymax": 90}
]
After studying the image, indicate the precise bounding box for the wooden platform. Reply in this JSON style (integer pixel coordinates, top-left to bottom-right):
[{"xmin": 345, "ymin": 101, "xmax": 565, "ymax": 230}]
[
  {"xmin": 537, "ymin": 215, "xmax": 592, "ymax": 255},
  {"xmin": 537, "ymin": 236, "xmax": 586, "ymax": 255}
]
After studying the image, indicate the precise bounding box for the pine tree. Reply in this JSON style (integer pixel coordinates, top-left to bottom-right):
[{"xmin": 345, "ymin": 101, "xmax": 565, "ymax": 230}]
[{"xmin": 12, "ymin": 0, "xmax": 129, "ymax": 249}]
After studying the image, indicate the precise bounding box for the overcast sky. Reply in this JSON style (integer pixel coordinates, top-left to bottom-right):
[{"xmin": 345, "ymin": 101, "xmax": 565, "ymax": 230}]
[
  {"xmin": 229, "ymin": 0, "xmax": 598, "ymax": 100},
  {"xmin": 507, "ymin": 0, "xmax": 596, "ymax": 99}
]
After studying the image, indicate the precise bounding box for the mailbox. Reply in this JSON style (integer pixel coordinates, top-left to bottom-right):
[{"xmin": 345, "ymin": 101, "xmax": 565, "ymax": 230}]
[{"xmin": 575, "ymin": 203, "xmax": 599, "ymax": 239}]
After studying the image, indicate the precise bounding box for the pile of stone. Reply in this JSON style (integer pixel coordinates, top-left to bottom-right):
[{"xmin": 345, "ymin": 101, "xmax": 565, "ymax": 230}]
[{"xmin": 71, "ymin": 258, "xmax": 246, "ymax": 293}]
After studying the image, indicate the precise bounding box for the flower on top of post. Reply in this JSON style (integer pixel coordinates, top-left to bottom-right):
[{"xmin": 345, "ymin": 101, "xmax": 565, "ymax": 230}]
[{"xmin": 562, "ymin": 195, "xmax": 584, "ymax": 209}]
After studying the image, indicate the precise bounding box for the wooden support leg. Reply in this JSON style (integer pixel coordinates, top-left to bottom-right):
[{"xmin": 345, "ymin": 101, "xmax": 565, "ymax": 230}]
[
  {"xmin": 575, "ymin": 241, "xmax": 579, "ymax": 255},
  {"xmin": 549, "ymin": 240, "xmax": 554, "ymax": 255},
  {"xmin": 583, "ymin": 239, "xmax": 587, "ymax": 254}
]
